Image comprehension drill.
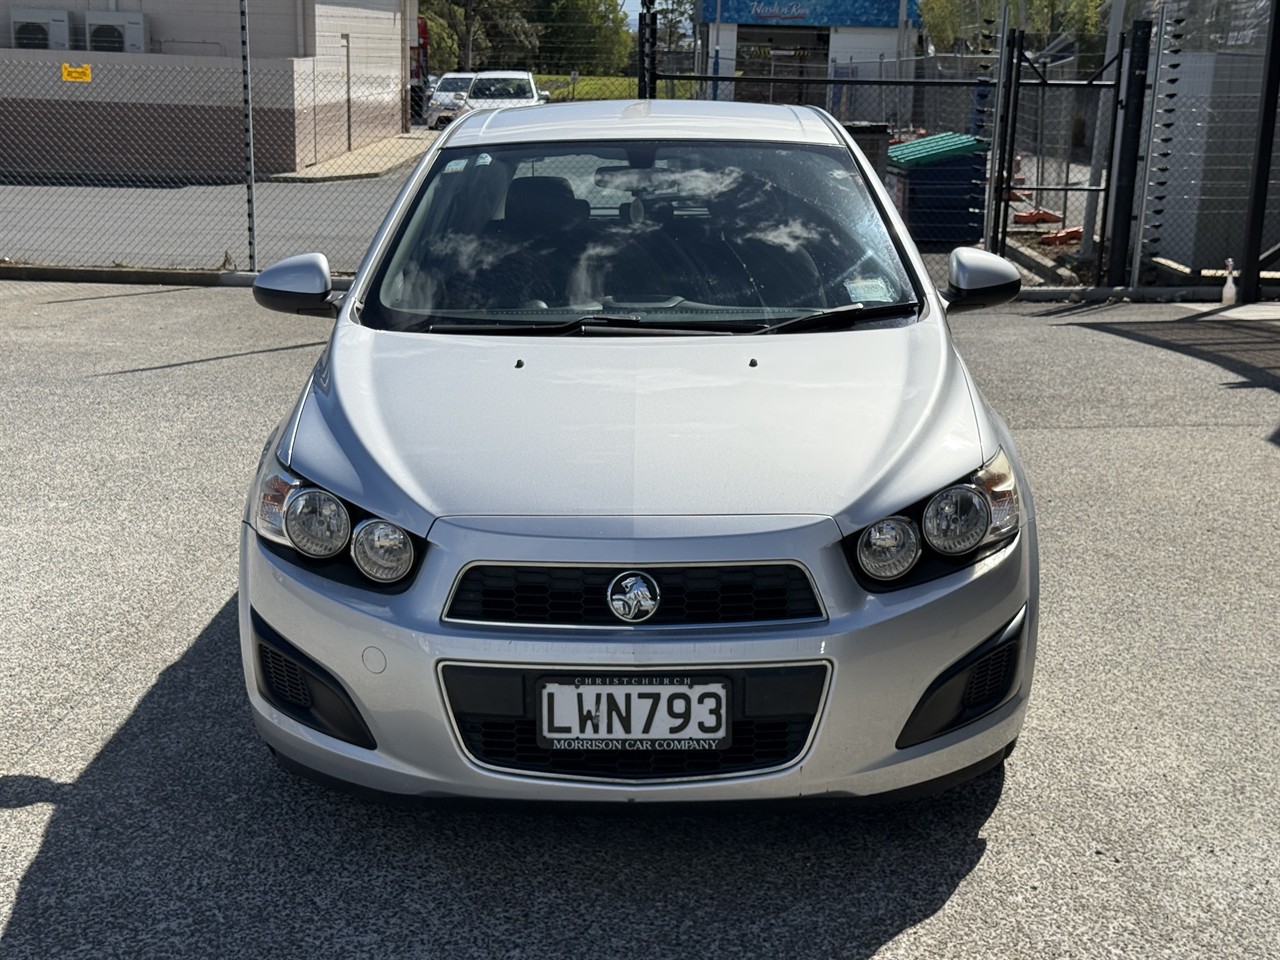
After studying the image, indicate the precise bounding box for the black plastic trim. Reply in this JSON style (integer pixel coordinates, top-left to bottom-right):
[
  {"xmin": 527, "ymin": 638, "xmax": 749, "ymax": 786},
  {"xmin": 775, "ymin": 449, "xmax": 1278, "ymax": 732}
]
[
  {"xmin": 896, "ymin": 607, "xmax": 1025, "ymax": 749},
  {"xmin": 251, "ymin": 609, "xmax": 377, "ymax": 749}
]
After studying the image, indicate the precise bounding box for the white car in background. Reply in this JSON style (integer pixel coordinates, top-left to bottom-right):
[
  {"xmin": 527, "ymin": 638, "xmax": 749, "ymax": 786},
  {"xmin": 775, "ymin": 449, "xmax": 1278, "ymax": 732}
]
[{"xmin": 459, "ymin": 70, "xmax": 547, "ymax": 115}]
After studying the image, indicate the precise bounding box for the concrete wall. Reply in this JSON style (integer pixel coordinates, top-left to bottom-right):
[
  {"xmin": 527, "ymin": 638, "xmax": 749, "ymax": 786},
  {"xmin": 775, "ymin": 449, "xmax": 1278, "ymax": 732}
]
[
  {"xmin": 0, "ymin": 48, "xmax": 303, "ymax": 178},
  {"xmin": 827, "ymin": 27, "xmax": 900, "ymax": 68}
]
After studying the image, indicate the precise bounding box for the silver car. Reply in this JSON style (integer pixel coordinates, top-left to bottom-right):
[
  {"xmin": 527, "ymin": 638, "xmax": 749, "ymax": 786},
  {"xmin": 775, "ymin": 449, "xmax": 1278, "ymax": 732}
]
[
  {"xmin": 424, "ymin": 71, "xmax": 475, "ymax": 129},
  {"xmin": 244, "ymin": 100, "xmax": 1038, "ymax": 802}
]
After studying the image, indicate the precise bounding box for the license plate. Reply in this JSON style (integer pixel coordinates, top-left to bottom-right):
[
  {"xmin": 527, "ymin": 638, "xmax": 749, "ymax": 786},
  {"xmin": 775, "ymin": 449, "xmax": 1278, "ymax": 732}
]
[{"xmin": 536, "ymin": 675, "xmax": 731, "ymax": 751}]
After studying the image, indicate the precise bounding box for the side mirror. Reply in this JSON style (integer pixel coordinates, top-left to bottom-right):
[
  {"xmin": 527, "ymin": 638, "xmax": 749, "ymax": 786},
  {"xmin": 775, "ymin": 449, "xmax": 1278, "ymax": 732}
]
[
  {"xmin": 941, "ymin": 247, "xmax": 1021, "ymax": 314},
  {"xmin": 453, "ymin": 91, "xmax": 466, "ymax": 102},
  {"xmin": 538, "ymin": 92, "xmax": 550, "ymax": 103},
  {"xmin": 253, "ymin": 253, "xmax": 338, "ymax": 317}
]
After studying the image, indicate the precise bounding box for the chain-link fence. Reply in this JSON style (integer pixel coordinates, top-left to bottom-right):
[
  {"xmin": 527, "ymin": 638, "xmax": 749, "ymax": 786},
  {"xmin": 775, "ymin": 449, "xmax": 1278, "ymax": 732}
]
[
  {"xmin": 0, "ymin": 4, "xmax": 1276, "ymax": 295},
  {"xmin": 0, "ymin": 3, "xmax": 415, "ymax": 275}
]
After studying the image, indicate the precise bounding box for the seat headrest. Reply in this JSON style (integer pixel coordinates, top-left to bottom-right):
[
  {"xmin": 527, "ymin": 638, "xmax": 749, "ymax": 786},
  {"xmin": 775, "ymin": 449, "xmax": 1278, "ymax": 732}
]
[{"xmin": 504, "ymin": 176, "xmax": 589, "ymax": 229}]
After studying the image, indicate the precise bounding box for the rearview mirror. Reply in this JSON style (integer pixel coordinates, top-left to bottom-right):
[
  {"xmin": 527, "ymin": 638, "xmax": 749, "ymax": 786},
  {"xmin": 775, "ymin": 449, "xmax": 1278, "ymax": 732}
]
[
  {"xmin": 941, "ymin": 248, "xmax": 1021, "ymax": 314},
  {"xmin": 253, "ymin": 253, "xmax": 338, "ymax": 317}
]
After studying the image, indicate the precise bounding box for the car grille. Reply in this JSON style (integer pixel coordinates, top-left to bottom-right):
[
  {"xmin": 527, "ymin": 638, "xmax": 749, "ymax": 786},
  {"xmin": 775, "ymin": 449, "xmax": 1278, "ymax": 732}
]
[
  {"xmin": 963, "ymin": 641, "xmax": 1018, "ymax": 709},
  {"xmin": 445, "ymin": 564, "xmax": 822, "ymax": 626},
  {"xmin": 442, "ymin": 664, "xmax": 827, "ymax": 781},
  {"xmin": 259, "ymin": 644, "xmax": 312, "ymax": 708}
]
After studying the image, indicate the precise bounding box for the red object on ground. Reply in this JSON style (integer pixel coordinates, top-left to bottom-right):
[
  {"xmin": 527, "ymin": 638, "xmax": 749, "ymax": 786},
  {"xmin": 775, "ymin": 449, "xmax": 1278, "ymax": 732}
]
[
  {"xmin": 1014, "ymin": 209, "xmax": 1064, "ymax": 225},
  {"xmin": 1040, "ymin": 227, "xmax": 1083, "ymax": 245}
]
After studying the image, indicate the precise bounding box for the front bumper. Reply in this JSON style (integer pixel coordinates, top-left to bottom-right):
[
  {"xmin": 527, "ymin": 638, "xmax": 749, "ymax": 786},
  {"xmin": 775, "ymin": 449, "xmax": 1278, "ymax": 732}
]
[{"xmin": 239, "ymin": 513, "xmax": 1038, "ymax": 801}]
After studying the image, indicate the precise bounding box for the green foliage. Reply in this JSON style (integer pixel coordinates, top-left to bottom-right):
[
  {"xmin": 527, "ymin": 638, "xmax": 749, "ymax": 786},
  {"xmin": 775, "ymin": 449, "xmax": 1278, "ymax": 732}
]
[
  {"xmin": 425, "ymin": 0, "xmax": 538, "ymax": 71},
  {"xmin": 532, "ymin": 0, "xmax": 632, "ymax": 75},
  {"xmin": 535, "ymin": 72, "xmax": 697, "ymax": 101},
  {"xmin": 424, "ymin": 0, "xmax": 632, "ymax": 76},
  {"xmin": 656, "ymin": 0, "xmax": 696, "ymax": 52},
  {"xmin": 920, "ymin": 0, "xmax": 1105, "ymax": 49}
]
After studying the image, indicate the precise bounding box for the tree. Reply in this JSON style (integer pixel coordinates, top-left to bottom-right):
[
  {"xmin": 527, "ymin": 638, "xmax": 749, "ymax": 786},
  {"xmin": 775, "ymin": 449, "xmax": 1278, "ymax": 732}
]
[
  {"xmin": 425, "ymin": 0, "xmax": 537, "ymax": 72},
  {"xmin": 920, "ymin": 0, "xmax": 1104, "ymax": 49},
  {"xmin": 530, "ymin": 0, "xmax": 632, "ymax": 75},
  {"xmin": 656, "ymin": 0, "xmax": 695, "ymax": 58}
]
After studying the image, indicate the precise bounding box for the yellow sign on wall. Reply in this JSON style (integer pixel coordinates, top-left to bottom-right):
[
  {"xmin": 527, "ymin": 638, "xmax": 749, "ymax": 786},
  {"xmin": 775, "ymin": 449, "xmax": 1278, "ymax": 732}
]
[{"xmin": 61, "ymin": 63, "xmax": 92, "ymax": 83}]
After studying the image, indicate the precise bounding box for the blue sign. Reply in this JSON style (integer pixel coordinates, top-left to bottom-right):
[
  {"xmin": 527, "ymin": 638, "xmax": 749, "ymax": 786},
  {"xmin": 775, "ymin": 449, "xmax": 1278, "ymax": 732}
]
[{"xmin": 699, "ymin": 0, "xmax": 920, "ymax": 29}]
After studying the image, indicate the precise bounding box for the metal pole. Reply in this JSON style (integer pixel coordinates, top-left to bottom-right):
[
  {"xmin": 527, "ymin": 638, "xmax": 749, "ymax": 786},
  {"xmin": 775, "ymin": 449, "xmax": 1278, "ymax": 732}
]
[
  {"xmin": 984, "ymin": 8, "xmax": 1013, "ymax": 250},
  {"xmin": 712, "ymin": 0, "xmax": 723, "ymax": 101},
  {"xmin": 1094, "ymin": 31, "xmax": 1126, "ymax": 284},
  {"xmin": 1239, "ymin": 0, "xmax": 1280, "ymax": 304},
  {"xmin": 1130, "ymin": 5, "xmax": 1167, "ymax": 287},
  {"xmin": 239, "ymin": 0, "xmax": 256, "ymax": 272},
  {"xmin": 1081, "ymin": 0, "xmax": 1128, "ymax": 259},
  {"xmin": 1105, "ymin": 19, "xmax": 1152, "ymax": 287},
  {"xmin": 998, "ymin": 31, "xmax": 1026, "ymax": 256}
]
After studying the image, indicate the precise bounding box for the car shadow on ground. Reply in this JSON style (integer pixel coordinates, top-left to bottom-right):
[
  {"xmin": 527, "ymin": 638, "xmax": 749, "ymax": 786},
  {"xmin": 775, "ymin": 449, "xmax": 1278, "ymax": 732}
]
[
  {"xmin": 1069, "ymin": 311, "xmax": 1280, "ymax": 446},
  {"xmin": 1, "ymin": 595, "xmax": 1006, "ymax": 960}
]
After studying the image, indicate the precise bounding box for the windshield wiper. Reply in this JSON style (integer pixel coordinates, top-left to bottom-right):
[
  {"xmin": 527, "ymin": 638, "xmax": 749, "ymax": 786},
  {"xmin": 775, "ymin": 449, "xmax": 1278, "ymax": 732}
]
[
  {"xmin": 753, "ymin": 301, "xmax": 920, "ymax": 335},
  {"xmin": 424, "ymin": 314, "xmax": 756, "ymax": 336}
]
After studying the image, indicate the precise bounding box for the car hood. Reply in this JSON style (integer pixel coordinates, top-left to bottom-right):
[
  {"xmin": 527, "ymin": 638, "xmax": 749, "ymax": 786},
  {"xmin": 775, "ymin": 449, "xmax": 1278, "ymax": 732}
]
[{"xmin": 287, "ymin": 319, "xmax": 984, "ymax": 536}]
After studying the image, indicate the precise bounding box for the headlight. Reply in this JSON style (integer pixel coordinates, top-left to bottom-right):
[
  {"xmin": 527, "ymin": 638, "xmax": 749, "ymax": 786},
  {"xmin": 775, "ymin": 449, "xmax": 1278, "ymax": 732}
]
[
  {"xmin": 351, "ymin": 519, "xmax": 414, "ymax": 583},
  {"xmin": 252, "ymin": 461, "xmax": 302, "ymax": 546},
  {"xmin": 974, "ymin": 448, "xmax": 1020, "ymax": 543},
  {"xmin": 283, "ymin": 488, "xmax": 352, "ymax": 558},
  {"xmin": 923, "ymin": 485, "xmax": 990, "ymax": 555},
  {"xmin": 250, "ymin": 458, "xmax": 420, "ymax": 587},
  {"xmin": 856, "ymin": 516, "xmax": 922, "ymax": 580},
  {"xmin": 850, "ymin": 448, "xmax": 1022, "ymax": 587}
]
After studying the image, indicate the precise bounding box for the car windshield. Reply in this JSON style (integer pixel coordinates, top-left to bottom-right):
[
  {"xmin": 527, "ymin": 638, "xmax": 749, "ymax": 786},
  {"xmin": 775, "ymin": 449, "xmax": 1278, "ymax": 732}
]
[
  {"xmin": 436, "ymin": 76, "xmax": 472, "ymax": 93},
  {"xmin": 364, "ymin": 139, "xmax": 916, "ymax": 332},
  {"xmin": 470, "ymin": 77, "xmax": 533, "ymax": 99}
]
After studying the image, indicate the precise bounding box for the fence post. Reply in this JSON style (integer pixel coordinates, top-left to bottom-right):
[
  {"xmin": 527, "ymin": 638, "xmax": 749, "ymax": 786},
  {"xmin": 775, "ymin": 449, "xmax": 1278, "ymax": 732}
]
[
  {"xmin": 642, "ymin": 2, "xmax": 659, "ymax": 99},
  {"xmin": 1239, "ymin": 1, "xmax": 1279, "ymax": 304},
  {"xmin": 239, "ymin": 0, "xmax": 257, "ymax": 272},
  {"xmin": 1105, "ymin": 19, "xmax": 1152, "ymax": 287}
]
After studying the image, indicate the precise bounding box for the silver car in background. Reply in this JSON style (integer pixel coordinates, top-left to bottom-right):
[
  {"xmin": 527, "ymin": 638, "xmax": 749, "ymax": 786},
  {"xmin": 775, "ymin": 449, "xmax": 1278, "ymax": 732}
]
[
  {"xmin": 244, "ymin": 100, "xmax": 1038, "ymax": 802},
  {"xmin": 424, "ymin": 70, "xmax": 475, "ymax": 129}
]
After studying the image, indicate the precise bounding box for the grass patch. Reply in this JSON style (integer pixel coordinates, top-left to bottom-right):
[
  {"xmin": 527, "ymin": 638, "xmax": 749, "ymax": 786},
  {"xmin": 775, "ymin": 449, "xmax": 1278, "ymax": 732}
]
[{"xmin": 536, "ymin": 74, "xmax": 698, "ymax": 101}]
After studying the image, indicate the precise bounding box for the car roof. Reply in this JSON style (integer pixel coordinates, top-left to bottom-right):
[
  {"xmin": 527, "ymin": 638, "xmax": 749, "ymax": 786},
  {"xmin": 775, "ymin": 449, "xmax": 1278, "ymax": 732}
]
[
  {"xmin": 439, "ymin": 71, "xmax": 476, "ymax": 78},
  {"xmin": 444, "ymin": 99, "xmax": 841, "ymax": 146},
  {"xmin": 471, "ymin": 70, "xmax": 533, "ymax": 78}
]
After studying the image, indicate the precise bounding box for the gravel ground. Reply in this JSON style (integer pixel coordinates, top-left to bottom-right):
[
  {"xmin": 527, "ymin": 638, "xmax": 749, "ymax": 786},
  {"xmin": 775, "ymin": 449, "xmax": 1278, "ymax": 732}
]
[{"xmin": 0, "ymin": 284, "xmax": 1276, "ymax": 958}]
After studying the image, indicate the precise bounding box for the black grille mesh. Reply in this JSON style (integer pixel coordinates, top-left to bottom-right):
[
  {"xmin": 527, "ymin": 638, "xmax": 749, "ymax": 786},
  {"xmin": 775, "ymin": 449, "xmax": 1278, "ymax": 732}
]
[
  {"xmin": 259, "ymin": 644, "xmax": 312, "ymax": 708},
  {"xmin": 446, "ymin": 564, "xmax": 821, "ymax": 626},
  {"xmin": 444, "ymin": 664, "xmax": 827, "ymax": 780},
  {"xmin": 962, "ymin": 642, "xmax": 1018, "ymax": 709},
  {"xmin": 458, "ymin": 717, "xmax": 808, "ymax": 780}
]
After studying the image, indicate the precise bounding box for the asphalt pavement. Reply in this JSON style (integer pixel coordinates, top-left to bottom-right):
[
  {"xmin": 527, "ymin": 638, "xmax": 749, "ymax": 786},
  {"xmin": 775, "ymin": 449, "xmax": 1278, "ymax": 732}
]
[{"xmin": 0, "ymin": 283, "xmax": 1277, "ymax": 958}]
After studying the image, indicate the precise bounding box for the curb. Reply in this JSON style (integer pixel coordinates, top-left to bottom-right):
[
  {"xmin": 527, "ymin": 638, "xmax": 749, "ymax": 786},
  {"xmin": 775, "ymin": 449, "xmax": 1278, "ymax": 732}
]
[{"xmin": 0, "ymin": 264, "xmax": 353, "ymax": 289}]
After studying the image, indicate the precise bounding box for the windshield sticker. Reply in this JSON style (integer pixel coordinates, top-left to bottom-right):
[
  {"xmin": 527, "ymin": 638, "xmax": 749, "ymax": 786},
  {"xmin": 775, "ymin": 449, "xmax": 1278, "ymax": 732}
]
[
  {"xmin": 476, "ymin": 153, "xmax": 492, "ymax": 166},
  {"xmin": 844, "ymin": 278, "xmax": 893, "ymax": 303},
  {"xmin": 443, "ymin": 158, "xmax": 468, "ymax": 174}
]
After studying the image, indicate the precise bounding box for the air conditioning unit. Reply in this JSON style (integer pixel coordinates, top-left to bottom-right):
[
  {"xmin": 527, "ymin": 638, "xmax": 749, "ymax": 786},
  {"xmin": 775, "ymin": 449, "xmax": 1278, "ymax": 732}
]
[
  {"xmin": 11, "ymin": 8, "xmax": 71, "ymax": 50},
  {"xmin": 85, "ymin": 10, "xmax": 148, "ymax": 54}
]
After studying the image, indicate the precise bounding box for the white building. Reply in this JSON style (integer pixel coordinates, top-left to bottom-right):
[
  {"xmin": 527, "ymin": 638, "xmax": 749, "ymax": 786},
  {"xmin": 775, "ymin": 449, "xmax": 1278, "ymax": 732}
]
[
  {"xmin": 1, "ymin": 0, "xmax": 412, "ymax": 178},
  {"xmin": 696, "ymin": 0, "xmax": 921, "ymax": 104}
]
